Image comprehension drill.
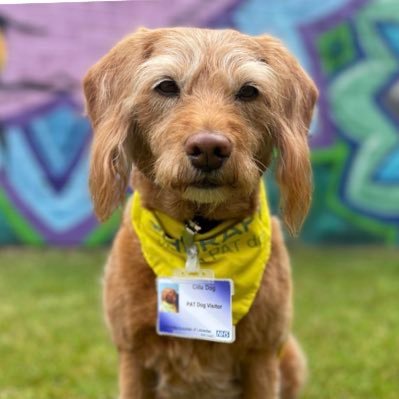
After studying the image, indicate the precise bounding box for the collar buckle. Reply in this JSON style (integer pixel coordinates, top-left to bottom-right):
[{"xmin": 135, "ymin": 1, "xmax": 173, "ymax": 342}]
[{"xmin": 185, "ymin": 220, "xmax": 201, "ymax": 235}]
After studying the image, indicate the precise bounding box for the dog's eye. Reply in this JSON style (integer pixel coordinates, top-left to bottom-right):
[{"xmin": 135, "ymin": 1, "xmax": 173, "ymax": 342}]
[
  {"xmin": 155, "ymin": 80, "xmax": 180, "ymax": 97},
  {"xmin": 236, "ymin": 85, "xmax": 259, "ymax": 101}
]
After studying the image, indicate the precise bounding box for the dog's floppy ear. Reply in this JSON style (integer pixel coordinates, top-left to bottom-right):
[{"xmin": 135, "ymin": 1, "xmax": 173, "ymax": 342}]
[
  {"xmin": 83, "ymin": 28, "xmax": 153, "ymax": 221},
  {"xmin": 255, "ymin": 35, "xmax": 318, "ymax": 235}
]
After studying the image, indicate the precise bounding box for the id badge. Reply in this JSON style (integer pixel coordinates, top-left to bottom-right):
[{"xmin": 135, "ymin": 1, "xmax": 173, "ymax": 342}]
[{"xmin": 156, "ymin": 277, "xmax": 235, "ymax": 343}]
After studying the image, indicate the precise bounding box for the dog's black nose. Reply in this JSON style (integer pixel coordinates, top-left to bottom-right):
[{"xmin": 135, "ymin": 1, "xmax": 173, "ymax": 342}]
[{"xmin": 184, "ymin": 133, "xmax": 232, "ymax": 172}]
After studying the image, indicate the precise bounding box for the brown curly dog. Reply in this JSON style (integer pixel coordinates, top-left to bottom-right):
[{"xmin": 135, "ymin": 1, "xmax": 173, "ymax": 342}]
[{"xmin": 84, "ymin": 27, "xmax": 318, "ymax": 399}]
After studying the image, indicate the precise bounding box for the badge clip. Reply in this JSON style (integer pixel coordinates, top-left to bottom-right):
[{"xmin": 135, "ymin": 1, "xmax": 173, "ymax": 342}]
[{"xmin": 173, "ymin": 220, "xmax": 214, "ymax": 279}]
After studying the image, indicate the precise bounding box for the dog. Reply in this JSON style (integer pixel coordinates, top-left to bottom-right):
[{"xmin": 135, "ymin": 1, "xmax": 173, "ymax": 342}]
[
  {"xmin": 83, "ymin": 27, "xmax": 318, "ymax": 399},
  {"xmin": 160, "ymin": 288, "xmax": 178, "ymax": 313}
]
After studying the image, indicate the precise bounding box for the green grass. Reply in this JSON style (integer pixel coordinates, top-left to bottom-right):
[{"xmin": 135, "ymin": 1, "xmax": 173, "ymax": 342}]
[{"xmin": 0, "ymin": 247, "xmax": 398, "ymax": 399}]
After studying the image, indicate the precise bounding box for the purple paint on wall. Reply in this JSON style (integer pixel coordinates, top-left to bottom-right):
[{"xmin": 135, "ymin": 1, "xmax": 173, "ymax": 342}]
[{"xmin": 0, "ymin": 0, "xmax": 237, "ymax": 117}]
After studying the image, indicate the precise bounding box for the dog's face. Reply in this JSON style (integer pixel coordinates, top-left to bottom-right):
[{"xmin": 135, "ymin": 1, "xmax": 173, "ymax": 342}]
[
  {"xmin": 84, "ymin": 28, "xmax": 317, "ymax": 234},
  {"xmin": 161, "ymin": 288, "xmax": 177, "ymax": 305}
]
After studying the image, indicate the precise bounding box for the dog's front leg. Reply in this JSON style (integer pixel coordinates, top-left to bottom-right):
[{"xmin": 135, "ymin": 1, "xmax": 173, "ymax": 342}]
[
  {"xmin": 118, "ymin": 350, "xmax": 156, "ymax": 399},
  {"xmin": 241, "ymin": 351, "xmax": 279, "ymax": 399}
]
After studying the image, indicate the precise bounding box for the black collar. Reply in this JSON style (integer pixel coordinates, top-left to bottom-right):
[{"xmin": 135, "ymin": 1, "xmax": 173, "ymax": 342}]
[{"xmin": 189, "ymin": 215, "xmax": 221, "ymax": 234}]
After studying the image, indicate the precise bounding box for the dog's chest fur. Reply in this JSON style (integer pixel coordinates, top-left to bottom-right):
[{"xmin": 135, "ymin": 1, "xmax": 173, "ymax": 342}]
[{"xmin": 142, "ymin": 337, "xmax": 242, "ymax": 399}]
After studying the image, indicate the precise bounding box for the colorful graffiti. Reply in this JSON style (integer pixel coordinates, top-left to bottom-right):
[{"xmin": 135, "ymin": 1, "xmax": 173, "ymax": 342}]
[{"xmin": 0, "ymin": 0, "xmax": 398, "ymax": 245}]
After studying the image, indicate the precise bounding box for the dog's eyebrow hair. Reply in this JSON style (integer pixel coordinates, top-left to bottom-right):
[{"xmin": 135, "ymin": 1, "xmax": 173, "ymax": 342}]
[
  {"xmin": 131, "ymin": 52, "xmax": 276, "ymax": 99},
  {"xmin": 135, "ymin": 54, "xmax": 202, "ymax": 86},
  {"xmin": 232, "ymin": 60, "xmax": 277, "ymax": 90}
]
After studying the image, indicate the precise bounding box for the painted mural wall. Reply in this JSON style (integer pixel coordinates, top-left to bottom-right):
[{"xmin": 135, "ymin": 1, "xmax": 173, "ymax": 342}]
[{"xmin": 0, "ymin": 0, "xmax": 398, "ymax": 245}]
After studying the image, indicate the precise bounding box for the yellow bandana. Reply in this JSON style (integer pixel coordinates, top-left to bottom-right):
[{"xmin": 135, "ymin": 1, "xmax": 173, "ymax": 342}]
[{"xmin": 131, "ymin": 183, "xmax": 272, "ymax": 325}]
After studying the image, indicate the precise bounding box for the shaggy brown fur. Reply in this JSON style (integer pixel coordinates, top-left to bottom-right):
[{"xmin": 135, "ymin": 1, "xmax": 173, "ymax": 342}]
[{"xmin": 84, "ymin": 27, "xmax": 318, "ymax": 399}]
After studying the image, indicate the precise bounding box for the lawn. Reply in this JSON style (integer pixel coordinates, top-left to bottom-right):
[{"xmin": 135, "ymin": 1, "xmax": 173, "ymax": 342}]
[{"xmin": 0, "ymin": 247, "xmax": 398, "ymax": 399}]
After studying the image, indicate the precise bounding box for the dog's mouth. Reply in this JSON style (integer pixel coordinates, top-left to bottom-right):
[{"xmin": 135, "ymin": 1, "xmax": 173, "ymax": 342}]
[
  {"xmin": 178, "ymin": 173, "xmax": 243, "ymax": 204},
  {"xmin": 190, "ymin": 179, "xmax": 222, "ymax": 189}
]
